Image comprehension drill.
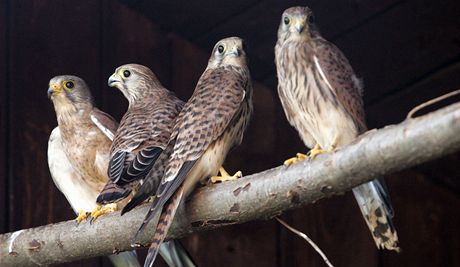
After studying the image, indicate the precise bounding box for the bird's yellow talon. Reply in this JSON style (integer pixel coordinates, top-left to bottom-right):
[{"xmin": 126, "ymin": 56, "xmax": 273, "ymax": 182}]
[
  {"xmin": 211, "ymin": 167, "xmax": 242, "ymax": 183},
  {"xmin": 283, "ymin": 153, "xmax": 307, "ymax": 166},
  {"xmin": 308, "ymin": 144, "xmax": 328, "ymax": 160},
  {"xmin": 90, "ymin": 204, "xmax": 117, "ymax": 221},
  {"xmin": 76, "ymin": 209, "xmax": 89, "ymax": 224}
]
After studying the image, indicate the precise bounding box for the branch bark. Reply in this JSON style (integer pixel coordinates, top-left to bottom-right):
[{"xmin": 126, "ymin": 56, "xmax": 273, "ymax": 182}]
[{"xmin": 1, "ymin": 102, "xmax": 460, "ymax": 266}]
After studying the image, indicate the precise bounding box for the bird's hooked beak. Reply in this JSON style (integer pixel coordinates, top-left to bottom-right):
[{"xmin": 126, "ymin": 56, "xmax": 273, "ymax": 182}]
[
  {"xmin": 108, "ymin": 73, "xmax": 122, "ymax": 88},
  {"xmin": 294, "ymin": 20, "xmax": 305, "ymax": 34},
  {"xmin": 229, "ymin": 46, "xmax": 241, "ymax": 57},
  {"xmin": 47, "ymin": 84, "xmax": 61, "ymax": 98}
]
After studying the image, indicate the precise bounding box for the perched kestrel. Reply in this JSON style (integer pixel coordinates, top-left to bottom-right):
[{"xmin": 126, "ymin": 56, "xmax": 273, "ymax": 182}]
[
  {"xmin": 275, "ymin": 6, "xmax": 399, "ymax": 251},
  {"xmin": 132, "ymin": 37, "xmax": 253, "ymax": 267},
  {"xmin": 95, "ymin": 64, "xmax": 184, "ymax": 214},
  {"xmin": 47, "ymin": 75, "xmax": 140, "ymax": 267},
  {"xmin": 48, "ymin": 75, "xmax": 195, "ymax": 267}
]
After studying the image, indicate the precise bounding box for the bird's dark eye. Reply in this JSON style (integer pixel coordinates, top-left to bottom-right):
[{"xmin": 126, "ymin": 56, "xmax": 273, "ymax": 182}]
[
  {"xmin": 63, "ymin": 81, "xmax": 74, "ymax": 90},
  {"xmin": 283, "ymin": 16, "xmax": 290, "ymax": 25},
  {"xmin": 308, "ymin": 14, "xmax": 315, "ymax": 24},
  {"xmin": 123, "ymin": 70, "xmax": 131, "ymax": 78},
  {"xmin": 217, "ymin": 45, "xmax": 224, "ymax": 54}
]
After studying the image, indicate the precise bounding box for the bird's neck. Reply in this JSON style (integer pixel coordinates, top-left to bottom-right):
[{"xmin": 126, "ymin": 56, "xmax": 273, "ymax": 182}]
[{"xmin": 56, "ymin": 104, "xmax": 93, "ymax": 130}]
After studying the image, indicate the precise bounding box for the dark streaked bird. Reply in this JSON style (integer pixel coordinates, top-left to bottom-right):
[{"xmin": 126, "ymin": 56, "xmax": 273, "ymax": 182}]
[
  {"xmin": 95, "ymin": 64, "xmax": 184, "ymax": 216},
  {"xmin": 134, "ymin": 37, "xmax": 253, "ymax": 267},
  {"xmin": 275, "ymin": 6, "xmax": 399, "ymax": 251},
  {"xmin": 98, "ymin": 64, "xmax": 196, "ymax": 267},
  {"xmin": 47, "ymin": 75, "xmax": 140, "ymax": 267}
]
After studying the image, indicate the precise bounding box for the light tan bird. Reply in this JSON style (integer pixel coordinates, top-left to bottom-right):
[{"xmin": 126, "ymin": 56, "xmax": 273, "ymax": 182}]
[
  {"xmin": 275, "ymin": 6, "xmax": 399, "ymax": 251},
  {"xmin": 47, "ymin": 75, "xmax": 140, "ymax": 267},
  {"xmin": 130, "ymin": 37, "xmax": 253, "ymax": 267}
]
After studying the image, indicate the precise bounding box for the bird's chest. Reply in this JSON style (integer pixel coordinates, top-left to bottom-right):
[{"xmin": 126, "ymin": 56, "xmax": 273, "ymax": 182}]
[
  {"xmin": 61, "ymin": 126, "xmax": 110, "ymax": 183},
  {"xmin": 282, "ymin": 60, "xmax": 356, "ymax": 149}
]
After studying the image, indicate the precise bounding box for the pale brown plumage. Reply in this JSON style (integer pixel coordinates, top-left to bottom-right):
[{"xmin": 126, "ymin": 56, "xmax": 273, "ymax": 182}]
[
  {"xmin": 136, "ymin": 37, "xmax": 253, "ymax": 267},
  {"xmin": 48, "ymin": 76, "xmax": 115, "ymax": 209},
  {"xmin": 47, "ymin": 75, "xmax": 141, "ymax": 267},
  {"xmin": 275, "ymin": 6, "xmax": 399, "ymax": 251}
]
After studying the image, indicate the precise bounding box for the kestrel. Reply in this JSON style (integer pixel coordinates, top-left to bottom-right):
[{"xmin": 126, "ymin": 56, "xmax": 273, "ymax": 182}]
[
  {"xmin": 275, "ymin": 6, "xmax": 399, "ymax": 251},
  {"xmin": 132, "ymin": 37, "xmax": 253, "ymax": 267},
  {"xmin": 94, "ymin": 64, "xmax": 184, "ymax": 218},
  {"xmin": 48, "ymin": 75, "xmax": 195, "ymax": 267},
  {"xmin": 47, "ymin": 75, "xmax": 140, "ymax": 267}
]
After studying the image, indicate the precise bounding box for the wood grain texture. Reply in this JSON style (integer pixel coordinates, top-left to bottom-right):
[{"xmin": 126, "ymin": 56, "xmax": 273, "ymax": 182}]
[{"xmin": 0, "ymin": 0, "xmax": 8, "ymax": 235}]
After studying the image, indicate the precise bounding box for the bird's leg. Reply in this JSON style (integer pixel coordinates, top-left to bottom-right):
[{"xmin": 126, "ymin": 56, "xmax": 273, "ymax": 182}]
[
  {"xmin": 283, "ymin": 153, "xmax": 308, "ymax": 166},
  {"xmin": 90, "ymin": 203, "xmax": 117, "ymax": 222},
  {"xmin": 211, "ymin": 166, "xmax": 242, "ymax": 183},
  {"xmin": 309, "ymin": 135, "xmax": 339, "ymax": 160},
  {"xmin": 307, "ymin": 144, "xmax": 327, "ymax": 160},
  {"xmin": 75, "ymin": 209, "xmax": 90, "ymax": 224}
]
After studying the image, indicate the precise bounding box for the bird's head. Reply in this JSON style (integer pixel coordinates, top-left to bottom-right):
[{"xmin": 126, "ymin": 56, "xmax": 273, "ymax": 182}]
[
  {"xmin": 207, "ymin": 37, "xmax": 248, "ymax": 69},
  {"xmin": 278, "ymin": 6, "xmax": 317, "ymax": 43},
  {"xmin": 48, "ymin": 75, "xmax": 93, "ymax": 113},
  {"xmin": 108, "ymin": 64, "xmax": 159, "ymax": 104}
]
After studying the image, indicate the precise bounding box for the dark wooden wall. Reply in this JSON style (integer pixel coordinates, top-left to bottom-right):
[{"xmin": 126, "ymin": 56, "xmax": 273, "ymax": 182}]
[{"xmin": 1, "ymin": 1, "xmax": 460, "ymax": 267}]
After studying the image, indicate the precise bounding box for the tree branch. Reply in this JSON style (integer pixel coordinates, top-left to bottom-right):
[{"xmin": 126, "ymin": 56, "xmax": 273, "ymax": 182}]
[{"xmin": 1, "ymin": 102, "xmax": 460, "ymax": 266}]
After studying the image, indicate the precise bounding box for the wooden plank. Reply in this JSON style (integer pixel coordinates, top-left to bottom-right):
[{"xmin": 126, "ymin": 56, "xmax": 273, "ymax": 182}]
[
  {"xmin": 367, "ymin": 62, "xmax": 460, "ymax": 127},
  {"xmin": 332, "ymin": 0, "xmax": 460, "ymax": 103},
  {"xmin": 381, "ymin": 169, "xmax": 460, "ymax": 266},
  {"xmin": 0, "ymin": 0, "xmax": 8, "ymax": 234},
  {"xmin": 120, "ymin": 0, "xmax": 260, "ymax": 41},
  {"xmin": 279, "ymin": 196, "xmax": 379, "ymax": 267},
  {"xmin": 7, "ymin": 1, "xmax": 103, "ymax": 266},
  {"xmin": 192, "ymin": 0, "xmax": 403, "ymax": 81},
  {"xmin": 100, "ymin": 0, "xmax": 173, "ymax": 121}
]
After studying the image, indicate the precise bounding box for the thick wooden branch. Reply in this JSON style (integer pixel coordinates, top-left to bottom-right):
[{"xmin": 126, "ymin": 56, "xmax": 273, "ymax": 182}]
[{"xmin": 1, "ymin": 102, "xmax": 460, "ymax": 266}]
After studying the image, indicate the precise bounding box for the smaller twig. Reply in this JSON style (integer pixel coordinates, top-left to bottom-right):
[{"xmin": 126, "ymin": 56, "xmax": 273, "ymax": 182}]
[
  {"xmin": 407, "ymin": 89, "xmax": 460, "ymax": 119},
  {"xmin": 276, "ymin": 217, "xmax": 334, "ymax": 267}
]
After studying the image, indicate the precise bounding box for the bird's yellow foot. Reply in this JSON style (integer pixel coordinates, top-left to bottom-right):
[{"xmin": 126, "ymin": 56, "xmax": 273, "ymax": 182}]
[
  {"xmin": 308, "ymin": 144, "xmax": 327, "ymax": 160},
  {"xmin": 90, "ymin": 203, "xmax": 117, "ymax": 222},
  {"xmin": 76, "ymin": 209, "xmax": 90, "ymax": 224},
  {"xmin": 211, "ymin": 167, "xmax": 242, "ymax": 183},
  {"xmin": 283, "ymin": 153, "xmax": 307, "ymax": 166}
]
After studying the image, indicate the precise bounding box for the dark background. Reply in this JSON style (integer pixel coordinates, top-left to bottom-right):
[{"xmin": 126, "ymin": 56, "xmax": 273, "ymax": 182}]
[{"xmin": 1, "ymin": 0, "xmax": 460, "ymax": 266}]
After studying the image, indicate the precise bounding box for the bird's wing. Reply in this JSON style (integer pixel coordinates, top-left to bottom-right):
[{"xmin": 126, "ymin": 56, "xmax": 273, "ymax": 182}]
[
  {"xmin": 90, "ymin": 107, "xmax": 119, "ymax": 141},
  {"xmin": 121, "ymin": 141, "xmax": 173, "ymax": 215},
  {"xmin": 108, "ymin": 104, "xmax": 176, "ymax": 184},
  {"xmin": 314, "ymin": 37, "xmax": 367, "ymax": 132}
]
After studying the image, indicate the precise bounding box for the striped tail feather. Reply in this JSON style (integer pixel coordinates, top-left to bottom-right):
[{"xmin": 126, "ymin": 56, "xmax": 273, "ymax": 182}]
[
  {"xmin": 352, "ymin": 179, "xmax": 400, "ymax": 251},
  {"xmin": 96, "ymin": 180, "xmax": 133, "ymax": 205},
  {"xmin": 144, "ymin": 185, "xmax": 184, "ymax": 267}
]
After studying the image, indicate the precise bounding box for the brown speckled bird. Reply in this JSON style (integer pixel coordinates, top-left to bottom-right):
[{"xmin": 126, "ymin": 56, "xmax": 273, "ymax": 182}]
[
  {"xmin": 134, "ymin": 37, "xmax": 253, "ymax": 267},
  {"xmin": 275, "ymin": 6, "xmax": 399, "ymax": 251},
  {"xmin": 47, "ymin": 75, "xmax": 140, "ymax": 267},
  {"xmin": 93, "ymin": 64, "xmax": 184, "ymax": 219}
]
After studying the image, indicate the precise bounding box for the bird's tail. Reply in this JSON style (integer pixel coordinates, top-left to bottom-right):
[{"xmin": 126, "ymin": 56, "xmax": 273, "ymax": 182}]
[
  {"xmin": 144, "ymin": 185, "xmax": 184, "ymax": 267},
  {"xmin": 108, "ymin": 250, "xmax": 141, "ymax": 267},
  {"xmin": 352, "ymin": 179, "xmax": 400, "ymax": 251},
  {"xmin": 96, "ymin": 180, "xmax": 133, "ymax": 205},
  {"xmin": 159, "ymin": 240, "xmax": 197, "ymax": 267}
]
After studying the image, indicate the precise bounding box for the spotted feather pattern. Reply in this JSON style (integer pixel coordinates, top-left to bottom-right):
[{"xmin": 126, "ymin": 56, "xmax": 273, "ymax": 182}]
[{"xmin": 140, "ymin": 38, "xmax": 253, "ymax": 266}]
